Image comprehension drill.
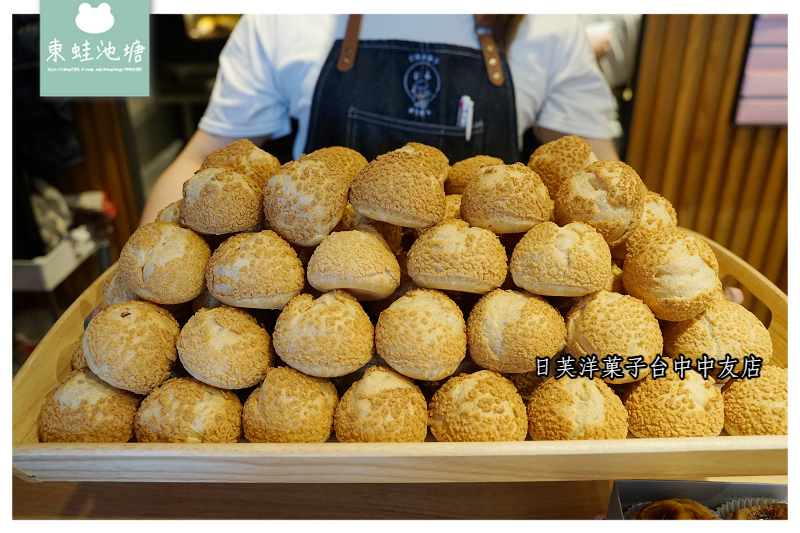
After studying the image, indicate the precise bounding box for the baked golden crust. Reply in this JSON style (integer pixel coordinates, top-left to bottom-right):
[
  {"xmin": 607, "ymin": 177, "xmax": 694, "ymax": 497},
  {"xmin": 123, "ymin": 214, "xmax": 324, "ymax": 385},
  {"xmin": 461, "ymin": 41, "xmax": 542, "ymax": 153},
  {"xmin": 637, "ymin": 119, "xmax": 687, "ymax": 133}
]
[
  {"xmin": 527, "ymin": 135, "xmax": 597, "ymax": 199},
  {"xmin": 273, "ymin": 290, "xmax": 375, "ymax": 378},
  {"xmin": 71, "ymin": 339, "xmax": 88, "ymax": 371},
  {"xmin": 631, "ymin": 499, "xmax": 720, "ymax": 520},
  {"xmin": 83, "ymin": 301, "xmax": 180, "ymax": 395},
  {"xmin": 205, "ymin": 230, "xmax": 305, "ymax": 309},
  {"xmin": 623, "ymin": 358, "xmax": 724, "ymax": 438},
  {"xmin": 242, "ymin": 366, "xmax": 338, "ymax": 443},
  {"xmin": 263, "ymin": 157, "xmax": 351, "ymax": 246},
  {"xmin": 428, "ymin": 370, "xmax": 528, "ymax": 442},
  {"xmin": 662, "ymin": 298, "xmax": 773, "ymax": 373},
  {"xmin": 38, "ymin": 369, "xmax": 141, "ymax": 443},
  {"xmin": 301, "ymin": 145, "xmax": 368, "ymax": 182},
  {"xmin": 180, "ymin": 167, "xmax": 264, "ymax": 235},
  {"xmin": 622, "ymin": 229, "xmax": 720, "ymax": 321},
  {"xmin": 407, "ymin": 219, "xmax": 508, "ymax": 294},
  {"xmin": 134, "ymin": 377, "xmax": 242, "ymax": 443},
  {"xmin": 306, "ymin": 228, "xmax": 402, "ymax": 300},
  {"xmin": 177, "ymin": 306, "xmax": 274, "ymax": 389},
  {"xmin": 509, "ymin": 221, "xmax": 612, "ymax": 297},
  {"xmin": 724, "ymin": 503, "xmax": 788, "ymax": 520},
  {"xmin": 415, "ymin": 194, "xmax": 463, "ymax": 239},
  {"xmin": 612, "ymin": 191, "xmax": 677, "ymax": 261},
  {"xmin": 467, "ymin": 289, "xmax": 566, "ymax": 373},
  {"xmin": 200, "ymin": 138, "xmax": 281, "ymax": 190},
  {"xmin": 526, "ymin": 376, "xmax": 628, "ymax": 440},
  {"xmin": 333, "ymin": 366, "xmax": 428, "ymax": 443},
  {"xmin": 446, "ymin": 155, "xmax": 504, "ymax": 194},
  {"xmin": 394, "ymin": 142, "xmax": 450, "ymax": 185},
  {"xmin": 334, "ymin": 203, "xmax": 404, "ymax": 256},
  {"xmin": 502, "ymin": 369, "xmax": 550, "ymax": 401},
  {"xmin": 565, "ymin": 290, "xmax": 663, "ymax": 384},
  {"xmin": 375, "ymin": 288, "xmax": 467, "ymax": 381},
  {"xmin": 460, "ymin": 162, "xmax": 554, "ymax": 234},
  {"xmin": 721, "ymin": 365, "xmax": 787, "ymax": 436},
  {"xmin": 118, "ymin": 222, "xmax": 212, "ymax": 305},
  {"xmin": 554, "ymin": 160, "xmax": 646, "ymax": 248},
  {"xmin": 102, "ymin": 267, "xmax": 142, "ymax": 307},
  {"xmin": 156, "ymin": 200, "xmax": 183, "ymax": 225},
  {"xmin": 349, "ymin": 151, "xmax": 446, "ymax": 228}
]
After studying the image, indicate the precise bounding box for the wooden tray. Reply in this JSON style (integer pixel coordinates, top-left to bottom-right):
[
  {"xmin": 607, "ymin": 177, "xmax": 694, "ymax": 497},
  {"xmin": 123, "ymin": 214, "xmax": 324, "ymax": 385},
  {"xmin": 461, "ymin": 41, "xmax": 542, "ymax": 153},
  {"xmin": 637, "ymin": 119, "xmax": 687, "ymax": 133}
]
[{"xmin": 12, "ymin": 229, "xmax": 788, "ymax": 484}]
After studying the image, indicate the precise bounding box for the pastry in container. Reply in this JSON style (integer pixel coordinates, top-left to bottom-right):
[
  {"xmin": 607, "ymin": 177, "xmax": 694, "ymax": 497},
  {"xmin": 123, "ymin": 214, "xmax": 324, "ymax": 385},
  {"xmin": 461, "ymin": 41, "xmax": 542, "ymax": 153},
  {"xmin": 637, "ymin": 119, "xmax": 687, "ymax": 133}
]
[
  {"xmin": 302, "ymin": 146, "xmax": 368, "ymax": 182},
  {"xmin": 393, "ymin": 141, "xmax": 450, "ymax": 186},
  {"xmin": 134, "ymin": 376, "xmax": 243, "ymax": 443},
  {"xmin": 460, "ymin": 162, "xmax": 553, "ymax": 234},
  {"xmin": 82, "ymin": 300, "xmax": 180, "ymax": 395},
  {"xmin": 622, "ymin": 228, "xmax": 720, "ymax": 321},
  {"xmin": 526, "ymin": 376, "xmax": 628, "ymax": 440},
  {"xmin": 721, "ymin": 364, "xmax": 787, "ymax": 436},
  {"xmin": 71, "ymin": 339, "xmax": 88, "ymax": 371},
  {"xmin": 446, "ymin": 154, "xmax": 504, "ymax": 194},
  {"xmin": 205, "ymin": 230, "xmax": 305, "ymax": 309},
  {"xmin": 349, "ymin": 151, "xmax": 445, "ymax": 229},
  {"xmin": 662, "ymin": 297, "xmax": 773, "ymax": 376},
  {"xmin": 243, "ymin": 366, "xmax": 338, "ymax": 443},
  {"xmin": 466, "ymin": 289, "xmax": 566, "ymax": 373},
  {"xmin": 428, "ymin": 369, "xmax": 528, "ymax": 442},
  {"xmin": 156, "ymin": 200, "xmax": 182, "ymax": 225},
  {"xmin": 306, "ymin": 227, "xmax": 401, "ymax": 300},
  {"xmin": 38, "ymin": 368, "xmax": 141, "ymax": 443},
  {"xmin": 415, "ymin": 193, "xmax": 463, "ymax": 238},
  {"xmin": 375, "ymin": 288, "xmax": 467, "ymax": 381},
  {"xmin": 406, "ymin": 219, "xmax": 508, "ymax": 294},
  {"xmin": 612, "ymin": 190, "xmax": 677, "ymax": 262},
  {"xmin": 334, "ymin": 202, "xmax": 404, "ymax": 256},
  {"xmin": 180, "ymin": 167, "xmax": 264, "ymax": 235},
  {"xmin": 191, "ymin": 289, "xmax": 225, "ymax": 313},
  {"xmin": 502, "ymin": 369, "xmax": 550, "ymax": 402},
  {"xmin": 263, "ymin": 156, "xmax": 351, "ymax": 246},
  {"xmin": 623, "ymin": 357, "xmax": 724, "ymax": 438},
  {"xmin": 565, "ymin": 290, "xmax": 663, "ymax": 385},
  {"xmin": 334, "ymin": 365, "xmax": 428, "ymax": 443},
  {"xmin": 177, "ymin": 306, "xmax": 274, "ymax": 389},
  {"xmin": 526, "ymin": 135, "xmax": 598, "ymax": 200},
  {"xmin": 117, "ymin": 221, "xmax": 212, "ymax": 306},
  {"xmin": 102, "ymin": 266, "xmax": 142, "ymax": 307},
  {"xmin": 628, "ymin": 499, "xmax": 720, "ymax": 520},
  {"xmin": 199, "ymin": 138, "xmax": 282, "ymax": 190},
  {"xmin": 509, "ymin": 221, "xmax": 612, "ymax": 297},
  {"xmin": 272, "ymin": 290, "xmax": 375, "ymax": 378},
  {"xmin": 554, "ymin": 160, "xmax": 646, "ymax": 248},
  {"xmin": 721, "ymin": 501, "xmax": 788, "ymax": 520}
]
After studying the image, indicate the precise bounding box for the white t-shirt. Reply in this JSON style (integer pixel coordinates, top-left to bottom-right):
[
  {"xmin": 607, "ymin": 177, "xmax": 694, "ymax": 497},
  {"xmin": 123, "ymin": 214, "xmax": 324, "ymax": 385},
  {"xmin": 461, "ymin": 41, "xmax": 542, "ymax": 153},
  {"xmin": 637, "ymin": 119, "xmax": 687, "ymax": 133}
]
[{"xmin": 199, "ymin": 14, "xmax": 616, "ymax": 161}]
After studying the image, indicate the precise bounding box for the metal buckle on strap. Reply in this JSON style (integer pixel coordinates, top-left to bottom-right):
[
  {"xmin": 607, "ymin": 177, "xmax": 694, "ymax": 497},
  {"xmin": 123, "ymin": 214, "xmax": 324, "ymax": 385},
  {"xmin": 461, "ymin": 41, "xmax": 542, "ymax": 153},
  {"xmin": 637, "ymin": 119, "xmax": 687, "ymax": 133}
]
[
  {"xmin": 475, "ymin": 25, "xmax": 505, "ymax": 87},
  {"xmin": 337, "ymin": 14, "xmax": 362, "ymax": 72}
]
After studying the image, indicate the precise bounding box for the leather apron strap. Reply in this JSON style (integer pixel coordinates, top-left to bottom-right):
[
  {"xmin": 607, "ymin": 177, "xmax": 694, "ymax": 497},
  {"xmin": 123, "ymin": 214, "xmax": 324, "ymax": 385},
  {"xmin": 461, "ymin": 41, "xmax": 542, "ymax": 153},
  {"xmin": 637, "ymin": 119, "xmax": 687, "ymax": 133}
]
[
  {"xmin": 337, "ymin": 14, "xmax": 504, "ymax": 86},
  {"xmin": 337, "ymin": 14, "xmax": 362, "ymax": 72}
]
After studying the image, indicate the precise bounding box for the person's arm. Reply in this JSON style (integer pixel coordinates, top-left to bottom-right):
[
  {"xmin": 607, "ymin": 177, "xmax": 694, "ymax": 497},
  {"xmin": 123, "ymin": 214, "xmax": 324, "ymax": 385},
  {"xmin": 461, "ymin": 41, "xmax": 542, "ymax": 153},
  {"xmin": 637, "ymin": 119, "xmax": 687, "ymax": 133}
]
[
  {"xmin": 536, "ymin": 126, "xmax": 620, "ymax": 161},
  {"xmin": 138, "ymin": 130, "xmax": 268, "ymax": 226}
]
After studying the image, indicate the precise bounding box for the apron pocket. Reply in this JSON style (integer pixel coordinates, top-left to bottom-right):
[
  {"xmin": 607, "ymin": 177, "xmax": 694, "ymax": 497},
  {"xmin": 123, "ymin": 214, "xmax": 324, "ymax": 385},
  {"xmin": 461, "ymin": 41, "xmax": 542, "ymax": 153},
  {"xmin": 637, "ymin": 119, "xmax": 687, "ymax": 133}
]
[{"xmin": 345, "ymin": 107, "xmax": 484, "ymax": 162}]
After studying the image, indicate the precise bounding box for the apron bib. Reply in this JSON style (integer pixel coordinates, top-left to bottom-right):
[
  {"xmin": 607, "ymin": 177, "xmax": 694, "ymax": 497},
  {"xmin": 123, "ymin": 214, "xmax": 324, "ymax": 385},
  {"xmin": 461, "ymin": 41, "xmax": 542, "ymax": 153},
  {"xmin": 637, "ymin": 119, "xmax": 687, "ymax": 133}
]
[{"xmin": 304, "ymin": 20, "xmax": 519, "ymax": 163}]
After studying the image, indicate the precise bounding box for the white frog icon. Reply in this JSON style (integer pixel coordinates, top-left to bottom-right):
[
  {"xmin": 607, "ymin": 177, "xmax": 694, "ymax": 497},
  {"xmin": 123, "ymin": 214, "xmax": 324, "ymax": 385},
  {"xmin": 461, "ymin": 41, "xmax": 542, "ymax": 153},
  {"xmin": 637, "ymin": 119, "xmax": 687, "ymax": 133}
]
[{"xmin": 75, "ymin": 2, "xmax": 115, "ymax": 35}]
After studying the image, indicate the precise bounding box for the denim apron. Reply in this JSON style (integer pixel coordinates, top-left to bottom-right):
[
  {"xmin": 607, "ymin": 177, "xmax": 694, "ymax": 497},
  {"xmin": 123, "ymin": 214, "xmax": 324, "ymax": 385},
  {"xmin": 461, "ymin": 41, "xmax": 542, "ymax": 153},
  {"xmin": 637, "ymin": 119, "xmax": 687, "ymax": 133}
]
[{"xmin": 304, "ymin": 16, "xmax": 519, "ymax": 164}]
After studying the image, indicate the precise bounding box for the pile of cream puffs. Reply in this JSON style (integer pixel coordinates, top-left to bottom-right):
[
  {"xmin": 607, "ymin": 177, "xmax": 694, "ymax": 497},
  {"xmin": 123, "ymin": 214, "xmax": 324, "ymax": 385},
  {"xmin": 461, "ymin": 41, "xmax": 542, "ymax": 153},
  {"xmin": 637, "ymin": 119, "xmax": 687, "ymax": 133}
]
[{"xmin": 37, "ymin": 137, "xmax": 786, "ymax": 444}]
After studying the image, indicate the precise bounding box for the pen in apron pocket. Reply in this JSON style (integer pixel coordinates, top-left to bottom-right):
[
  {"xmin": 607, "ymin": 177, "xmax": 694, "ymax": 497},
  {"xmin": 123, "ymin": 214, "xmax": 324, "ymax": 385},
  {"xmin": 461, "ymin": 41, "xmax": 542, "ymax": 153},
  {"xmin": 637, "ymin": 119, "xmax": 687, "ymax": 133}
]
[{"xmin": 457, "ymin": 95, "xmax": 474, "ymax": 141}]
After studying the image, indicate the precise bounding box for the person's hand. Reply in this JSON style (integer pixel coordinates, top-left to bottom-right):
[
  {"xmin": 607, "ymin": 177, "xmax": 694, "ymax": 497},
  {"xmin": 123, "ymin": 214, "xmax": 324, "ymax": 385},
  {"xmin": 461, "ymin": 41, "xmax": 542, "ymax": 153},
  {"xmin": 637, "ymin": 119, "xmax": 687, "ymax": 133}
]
[{"xmin": 588, "ymin": 32, "xmax": 612, "ymax": 60}]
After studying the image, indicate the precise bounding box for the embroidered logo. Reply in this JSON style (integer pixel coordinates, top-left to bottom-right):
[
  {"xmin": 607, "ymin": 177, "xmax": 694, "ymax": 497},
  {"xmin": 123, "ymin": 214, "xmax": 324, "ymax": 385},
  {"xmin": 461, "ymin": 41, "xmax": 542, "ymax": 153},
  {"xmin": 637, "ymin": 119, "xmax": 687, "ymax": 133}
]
[{"xmin": 404, "ymin": 52, "xmax": 440, "ymax": 117}]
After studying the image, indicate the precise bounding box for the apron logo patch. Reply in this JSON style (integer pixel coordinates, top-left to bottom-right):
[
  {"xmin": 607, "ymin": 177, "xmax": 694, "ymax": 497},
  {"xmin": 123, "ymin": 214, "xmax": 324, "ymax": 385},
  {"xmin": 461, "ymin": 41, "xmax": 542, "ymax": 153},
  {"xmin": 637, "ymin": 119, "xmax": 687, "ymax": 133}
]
[{"xmin": 404, "ymin": 53, "xmax": 441, "ymax": 117}]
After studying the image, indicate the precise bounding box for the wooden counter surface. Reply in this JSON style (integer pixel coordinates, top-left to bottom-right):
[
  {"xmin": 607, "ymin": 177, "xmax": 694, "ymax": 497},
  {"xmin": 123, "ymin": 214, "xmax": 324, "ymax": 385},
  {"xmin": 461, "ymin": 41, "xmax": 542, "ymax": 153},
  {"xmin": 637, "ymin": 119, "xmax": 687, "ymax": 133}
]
[{"xmin": 13, "ymin": 476, "xmax": 787, "ymax": 520}]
